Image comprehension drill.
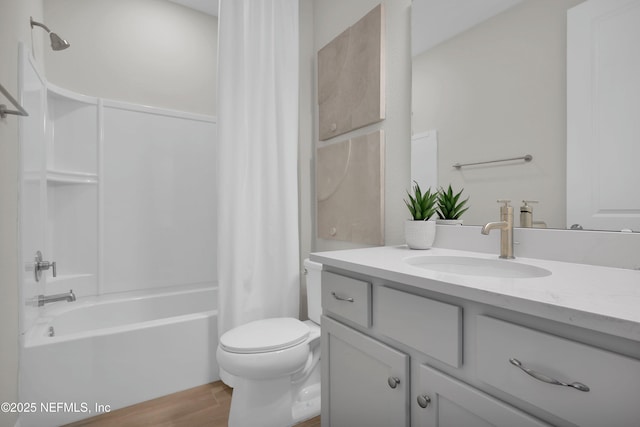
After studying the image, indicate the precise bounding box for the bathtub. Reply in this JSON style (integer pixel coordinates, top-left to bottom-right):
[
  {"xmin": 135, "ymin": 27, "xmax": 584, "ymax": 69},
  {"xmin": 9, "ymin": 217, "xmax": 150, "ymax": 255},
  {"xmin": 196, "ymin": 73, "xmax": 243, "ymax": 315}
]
[{"xmin": 19, "ymin": 284, "xmax": 219, "ymax": 427}]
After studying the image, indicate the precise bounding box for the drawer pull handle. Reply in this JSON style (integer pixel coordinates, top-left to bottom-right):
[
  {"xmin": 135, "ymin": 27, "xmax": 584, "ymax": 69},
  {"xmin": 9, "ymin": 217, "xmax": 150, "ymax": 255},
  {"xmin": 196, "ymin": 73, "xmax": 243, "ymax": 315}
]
[
  {"xmin": 331, "ymin": 291, "xmax": 354, "ymax": 303},
  {"xmin": 417, "ymin": 394, "xmax": 431, "ymax": 408},
  {"xmin": 509, "ymin": 358, "xmax": 590, "ymax": 392},
  {"xmin": 387, "ymin": 376, "xmax": 401, "ymax": 389}
]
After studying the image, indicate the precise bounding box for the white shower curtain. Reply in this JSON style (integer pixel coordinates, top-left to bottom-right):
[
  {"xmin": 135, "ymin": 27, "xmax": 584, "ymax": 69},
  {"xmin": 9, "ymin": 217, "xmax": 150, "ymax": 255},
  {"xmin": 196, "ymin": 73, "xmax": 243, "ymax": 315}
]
[{"xmin": 217, "ymin": 0, "xmax": 300, "ymax": 335}]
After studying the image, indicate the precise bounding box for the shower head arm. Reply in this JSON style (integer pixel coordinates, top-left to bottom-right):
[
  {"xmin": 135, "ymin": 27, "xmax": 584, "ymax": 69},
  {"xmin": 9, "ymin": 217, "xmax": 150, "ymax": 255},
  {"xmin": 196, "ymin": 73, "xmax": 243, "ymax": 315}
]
[
  {"xmin": 30, "ymin": 17, "xmax": 52, "ymax": 34},
  {"xmin": 29, "ymin": 16, "xmax": 70, "ymax": 51}
]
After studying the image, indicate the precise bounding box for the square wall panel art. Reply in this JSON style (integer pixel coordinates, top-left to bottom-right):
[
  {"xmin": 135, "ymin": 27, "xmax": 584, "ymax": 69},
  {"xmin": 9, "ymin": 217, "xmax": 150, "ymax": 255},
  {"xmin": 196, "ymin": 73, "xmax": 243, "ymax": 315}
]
[
  {"xmin": 317, "ymin": 130, "xmax": 385, "ymax": 245},
  {"xmin": 317, "ymin": 4, "xmax": 385, "ymax": 141}
]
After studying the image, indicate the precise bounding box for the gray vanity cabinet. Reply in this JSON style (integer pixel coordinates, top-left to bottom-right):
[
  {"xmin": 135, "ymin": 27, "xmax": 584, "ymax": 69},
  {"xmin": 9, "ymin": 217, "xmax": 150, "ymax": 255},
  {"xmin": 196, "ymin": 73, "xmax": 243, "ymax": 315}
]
[
  {"xmin": 322, "ymin": 316, "xmax": 409, "ymax": 427},
  {"xmin": 319, "ymin": 266, "xmax": 640, "ymax": 427},
  {"xmin": 320, "ymin": 269, "xmax": 543, "ymax": 427}
]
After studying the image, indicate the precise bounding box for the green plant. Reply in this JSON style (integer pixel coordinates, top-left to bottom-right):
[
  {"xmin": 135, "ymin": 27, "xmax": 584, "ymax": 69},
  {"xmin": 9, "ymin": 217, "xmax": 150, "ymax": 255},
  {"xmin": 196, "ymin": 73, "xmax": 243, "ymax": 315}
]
[
  {"xmin": 404, "ymin": 181, "xmax": 438, "ymax": 221},
  {"xmin": 437, "ymin": 185, "xmax": 469, "ymax": 220}
]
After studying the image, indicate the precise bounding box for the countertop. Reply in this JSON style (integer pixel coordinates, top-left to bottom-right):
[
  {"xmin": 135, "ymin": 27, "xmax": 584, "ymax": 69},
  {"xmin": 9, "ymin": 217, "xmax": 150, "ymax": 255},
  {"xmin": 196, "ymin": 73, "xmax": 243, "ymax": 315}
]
[{"xmin": 310, "ymin": 245, "xmax": 640, "ymax": 342}]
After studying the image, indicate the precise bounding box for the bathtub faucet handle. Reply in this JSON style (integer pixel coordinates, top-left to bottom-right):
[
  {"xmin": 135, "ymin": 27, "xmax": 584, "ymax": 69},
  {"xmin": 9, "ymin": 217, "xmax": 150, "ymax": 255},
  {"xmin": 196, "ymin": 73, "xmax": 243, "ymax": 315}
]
[{"xmin": 34, "ymin": 251, "xmax": 57, "ymax": 282}]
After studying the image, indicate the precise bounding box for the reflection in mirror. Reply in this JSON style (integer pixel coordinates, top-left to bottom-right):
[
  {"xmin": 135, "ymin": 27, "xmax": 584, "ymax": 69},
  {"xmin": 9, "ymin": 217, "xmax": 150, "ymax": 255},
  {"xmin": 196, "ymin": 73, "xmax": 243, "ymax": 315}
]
[{"xmin": 412, "ymin": 0, "xmax": 639, "ymax": 232}]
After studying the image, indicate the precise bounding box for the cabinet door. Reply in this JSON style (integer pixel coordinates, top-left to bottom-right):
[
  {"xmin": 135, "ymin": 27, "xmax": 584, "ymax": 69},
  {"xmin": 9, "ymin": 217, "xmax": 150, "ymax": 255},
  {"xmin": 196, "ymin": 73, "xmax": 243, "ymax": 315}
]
[
  {"xmin": 322, "ymin": 316, "xmax": 409, "ymax": 427},
  {"xmin": 416, "ymin": 365, "xmax": 551, "ymax": 427}
]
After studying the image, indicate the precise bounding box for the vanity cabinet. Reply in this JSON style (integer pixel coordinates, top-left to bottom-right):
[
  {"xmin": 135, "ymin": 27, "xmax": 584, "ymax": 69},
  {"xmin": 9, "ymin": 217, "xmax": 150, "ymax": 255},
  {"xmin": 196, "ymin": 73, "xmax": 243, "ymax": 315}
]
[{"xmin": 320, "ymin": 266, "xmax": 640, "ymax": 427}]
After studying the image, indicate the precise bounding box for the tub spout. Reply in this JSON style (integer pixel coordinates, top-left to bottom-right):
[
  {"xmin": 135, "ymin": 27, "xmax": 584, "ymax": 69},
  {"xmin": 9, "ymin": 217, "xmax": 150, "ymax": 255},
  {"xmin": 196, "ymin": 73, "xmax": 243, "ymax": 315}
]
[{"xmin": 38, "ymin": 289, "xmax": 76, "ymax": 307}]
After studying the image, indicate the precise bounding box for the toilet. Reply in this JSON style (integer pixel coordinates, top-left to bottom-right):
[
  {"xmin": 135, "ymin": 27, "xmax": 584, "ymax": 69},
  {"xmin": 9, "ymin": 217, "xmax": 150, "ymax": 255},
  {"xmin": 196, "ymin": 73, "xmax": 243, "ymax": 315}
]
[{"xmin": 216, "ymin": 259, "xmax": 322, "ymax": 427}]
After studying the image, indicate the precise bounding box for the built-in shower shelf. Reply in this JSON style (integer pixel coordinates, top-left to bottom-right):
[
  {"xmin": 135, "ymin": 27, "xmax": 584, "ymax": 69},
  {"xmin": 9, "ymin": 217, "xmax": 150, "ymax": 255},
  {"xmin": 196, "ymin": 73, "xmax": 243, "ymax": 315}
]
[{"xmin": 46, "ymin": 169, "xmax": 98, "ymax": 184}]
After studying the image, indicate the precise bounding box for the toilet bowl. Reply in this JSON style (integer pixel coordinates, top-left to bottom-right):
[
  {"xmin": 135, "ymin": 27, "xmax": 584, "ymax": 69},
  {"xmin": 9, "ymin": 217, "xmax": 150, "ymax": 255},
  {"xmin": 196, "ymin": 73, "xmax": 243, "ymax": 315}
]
[{"xmin": 216, "ymin": 259, "xmax": 322, "ymax": 427}]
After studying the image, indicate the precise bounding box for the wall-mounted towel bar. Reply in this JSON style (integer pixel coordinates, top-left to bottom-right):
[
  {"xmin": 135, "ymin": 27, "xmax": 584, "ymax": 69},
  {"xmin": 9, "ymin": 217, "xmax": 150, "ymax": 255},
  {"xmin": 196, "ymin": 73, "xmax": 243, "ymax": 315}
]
[
  {"xmin": 453, "ymin": 154, "xmax": 532, "ymax": 169},
  {"xmin": 0, "ymin": 82, "xmax": 29, "ymax": 118}
]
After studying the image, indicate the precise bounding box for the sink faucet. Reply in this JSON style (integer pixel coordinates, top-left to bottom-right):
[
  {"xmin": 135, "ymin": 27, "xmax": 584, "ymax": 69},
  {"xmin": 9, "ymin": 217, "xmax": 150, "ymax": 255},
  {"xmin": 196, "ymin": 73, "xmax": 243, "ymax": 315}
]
[
  {"xmin": 481, "ymin": 200, "xmax": 515, "ymax": 259},
  {"xmin": 38, "ymin": 289, "xmax": 76, "ymax": 307}
]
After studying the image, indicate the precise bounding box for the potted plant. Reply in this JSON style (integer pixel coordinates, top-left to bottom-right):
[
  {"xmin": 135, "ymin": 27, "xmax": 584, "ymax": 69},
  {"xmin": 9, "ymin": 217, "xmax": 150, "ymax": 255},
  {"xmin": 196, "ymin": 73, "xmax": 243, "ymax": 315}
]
[
  {"xmin": 436, "ymin": 185, "xmax": 469, "ymax": 225},
  {"xmin": 404, "ymin": 181, "xmax": 438, "ymax": 249}
]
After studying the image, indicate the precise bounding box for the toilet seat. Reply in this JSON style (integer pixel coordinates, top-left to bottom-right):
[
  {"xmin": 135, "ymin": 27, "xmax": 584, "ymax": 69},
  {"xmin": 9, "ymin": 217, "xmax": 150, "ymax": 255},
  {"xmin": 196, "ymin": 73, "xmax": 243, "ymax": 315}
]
[
  {"xmin": 220, "ymin": 318, "xmax": 310, "ymax": 354},
  {"xmin": 217, "ymin": 318, "xmax": 313, "ymax": 381}
]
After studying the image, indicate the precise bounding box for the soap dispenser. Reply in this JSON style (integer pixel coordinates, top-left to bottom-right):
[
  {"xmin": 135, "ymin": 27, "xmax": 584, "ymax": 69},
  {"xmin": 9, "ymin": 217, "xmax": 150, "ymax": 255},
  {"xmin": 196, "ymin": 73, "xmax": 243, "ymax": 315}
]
[{"xmin": 520, "ymin": 200, "xmax": 538, "ymax": 228}]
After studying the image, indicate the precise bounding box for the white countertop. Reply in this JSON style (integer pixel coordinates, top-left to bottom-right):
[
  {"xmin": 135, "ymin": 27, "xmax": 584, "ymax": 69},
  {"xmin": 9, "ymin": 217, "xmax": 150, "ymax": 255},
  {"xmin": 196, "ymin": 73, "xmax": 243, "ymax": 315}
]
[{"xmin": 310, "ymin": 245, "xmax": 640, "ymax": 342}]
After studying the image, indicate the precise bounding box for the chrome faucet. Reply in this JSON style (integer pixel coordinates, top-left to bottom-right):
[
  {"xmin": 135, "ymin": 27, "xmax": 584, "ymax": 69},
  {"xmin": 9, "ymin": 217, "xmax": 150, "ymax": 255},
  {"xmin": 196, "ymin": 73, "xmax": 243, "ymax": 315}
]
[
  {"xmin": 38, "ymin": 289, "xmax": 76, "ymax": 307},
  {"xmin": 481, "ymin": 200, "xmax": 515, "ymax": 259}
]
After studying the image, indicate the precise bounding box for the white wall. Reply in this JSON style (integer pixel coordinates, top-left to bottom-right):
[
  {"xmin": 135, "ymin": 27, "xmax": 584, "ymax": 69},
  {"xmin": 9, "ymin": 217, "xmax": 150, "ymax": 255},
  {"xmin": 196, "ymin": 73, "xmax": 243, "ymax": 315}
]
[
  {"xmin": 310, "ymin": 0, "xmax": 412, "ymax": 252},
  {"xmin": 0, "ymin": 2, "xmax": 44, "ymax": 424},
  {"xmin": 43, "ymin": 0, "xmax": 217, "ymax": 115},
  {"xmin": 412, "ymin": 0, "xmax": 583, "ymax": 228}
]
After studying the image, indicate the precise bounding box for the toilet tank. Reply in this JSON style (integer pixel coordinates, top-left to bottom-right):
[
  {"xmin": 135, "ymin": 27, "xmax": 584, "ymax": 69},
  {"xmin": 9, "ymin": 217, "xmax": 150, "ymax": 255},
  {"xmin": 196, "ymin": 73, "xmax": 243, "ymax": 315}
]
[{"xmin": 304, "ymin": 259, "xmax": 323, "ymax": 324}]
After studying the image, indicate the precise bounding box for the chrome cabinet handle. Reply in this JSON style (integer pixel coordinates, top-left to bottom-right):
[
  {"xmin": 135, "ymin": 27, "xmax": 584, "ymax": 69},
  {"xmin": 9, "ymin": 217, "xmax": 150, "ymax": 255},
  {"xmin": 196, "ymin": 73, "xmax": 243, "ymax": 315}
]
[
  {"xmin": 417, "ymin": 394, "xmax": 431, "ymax": 408},
  {"xmin": 387, "ymin": 376, "xmax": 400, "ymax": 389},
  {"xmin": 509, "ymin": 358, "xmax": 590, "ymax": 392},
  {"xmin": 331, "ymin": 291, "xmax": 354, "ymax": 303}
]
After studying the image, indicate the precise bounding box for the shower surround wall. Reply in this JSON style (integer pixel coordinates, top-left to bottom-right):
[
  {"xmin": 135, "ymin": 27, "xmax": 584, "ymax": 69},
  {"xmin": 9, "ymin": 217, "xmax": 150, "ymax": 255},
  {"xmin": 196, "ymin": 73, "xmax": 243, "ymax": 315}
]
[
  {"xmin": 102, "ymin": 101, "xmax": 217, "ymax": 294},
  {"xmin": 19, "ymin": 50, "xmax": 217, "ymax": 333},
  {"xmin": 19, "ymin": 50, "xmax": 218, "ymax": 425}
]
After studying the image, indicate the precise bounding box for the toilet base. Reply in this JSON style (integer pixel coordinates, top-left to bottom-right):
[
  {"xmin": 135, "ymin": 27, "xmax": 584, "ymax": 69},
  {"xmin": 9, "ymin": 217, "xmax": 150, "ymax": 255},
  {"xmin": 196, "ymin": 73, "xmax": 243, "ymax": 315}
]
[
  {"xmin": 229, "ymin": 377, "xmax": 294, "ymax": 427},
  {"xmin": 226, "ymin": 357, "xmax": 321, "ymax": 427},
  {"xmin": 292, "ymin": 382, "xmax": 321, "ymax": 424},
  {"xmin": 219, "ymin": 366, "xmax": 238, "ymax": 388}
]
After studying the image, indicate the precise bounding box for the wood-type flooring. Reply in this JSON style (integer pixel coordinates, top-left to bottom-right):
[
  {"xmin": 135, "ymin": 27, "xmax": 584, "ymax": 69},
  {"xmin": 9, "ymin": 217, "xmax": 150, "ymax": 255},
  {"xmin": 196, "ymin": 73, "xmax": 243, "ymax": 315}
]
[{"xmin": 63, "ymin": 381, "xmax": 321, "ymax": 427}]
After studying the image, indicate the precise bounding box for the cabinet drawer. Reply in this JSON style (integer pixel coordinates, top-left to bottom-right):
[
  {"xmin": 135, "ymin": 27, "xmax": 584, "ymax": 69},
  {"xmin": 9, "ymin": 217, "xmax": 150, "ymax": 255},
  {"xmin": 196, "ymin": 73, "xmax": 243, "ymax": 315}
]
[
  {"xmin": 373, "ymin": 286, "xmax": 462, "ymax": 367},
  {"xmin": 322, "ymin": 271, "xmax": 371, "ymax": 328},
  {"xmin": 476, "ymin": 315, "xmax": 640, "ymax": 427}
]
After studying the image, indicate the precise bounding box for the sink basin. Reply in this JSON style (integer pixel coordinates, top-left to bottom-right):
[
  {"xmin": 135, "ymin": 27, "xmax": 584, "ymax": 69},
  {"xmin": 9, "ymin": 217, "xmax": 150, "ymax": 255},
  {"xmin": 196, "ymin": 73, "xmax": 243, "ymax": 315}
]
[{"xmin": 405, "ymin": 256, "xmax": 552, "ymax": 278}]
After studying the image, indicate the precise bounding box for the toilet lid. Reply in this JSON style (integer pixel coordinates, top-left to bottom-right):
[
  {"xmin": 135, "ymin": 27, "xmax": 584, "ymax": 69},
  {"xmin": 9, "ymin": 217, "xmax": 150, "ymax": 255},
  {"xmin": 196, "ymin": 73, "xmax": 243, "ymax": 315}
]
[{"xmin": 220, "ymin": 318, "xmax": 310, "ymax": 354}]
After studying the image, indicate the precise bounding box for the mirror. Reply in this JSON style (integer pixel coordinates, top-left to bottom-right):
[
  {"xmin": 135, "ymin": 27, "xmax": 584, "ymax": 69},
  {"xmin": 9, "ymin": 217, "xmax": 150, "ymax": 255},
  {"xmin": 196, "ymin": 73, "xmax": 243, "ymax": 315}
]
[{"xmin": 411, "ymin": 0, "xmax": 639, "ymax": 232}]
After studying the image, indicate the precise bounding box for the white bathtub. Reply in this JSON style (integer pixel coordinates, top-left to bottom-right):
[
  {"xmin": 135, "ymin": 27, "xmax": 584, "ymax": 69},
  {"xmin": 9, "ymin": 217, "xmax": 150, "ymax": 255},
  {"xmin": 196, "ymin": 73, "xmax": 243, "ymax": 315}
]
[{"xmin": 19, "ymin": 284, "xmax": 219, "ymax": 427}]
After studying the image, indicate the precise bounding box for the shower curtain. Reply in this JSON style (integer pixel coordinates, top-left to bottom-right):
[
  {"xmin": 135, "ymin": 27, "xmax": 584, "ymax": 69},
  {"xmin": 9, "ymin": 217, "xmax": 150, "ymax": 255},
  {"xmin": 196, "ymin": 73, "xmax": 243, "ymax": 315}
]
[{"xmin": 217, "ymin": 0, "xmax": 300, "ymax": 335}]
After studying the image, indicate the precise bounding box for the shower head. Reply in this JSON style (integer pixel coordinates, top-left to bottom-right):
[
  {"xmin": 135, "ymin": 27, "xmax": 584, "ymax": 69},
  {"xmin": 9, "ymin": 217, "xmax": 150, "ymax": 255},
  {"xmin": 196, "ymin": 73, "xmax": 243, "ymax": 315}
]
[
  {"xmin": 49, "ymin": 32, "xmax": 70, "ymax": 51},
  {"xmin": 30, "ymin": 17, "xmax": 70, "ymax": 51}
]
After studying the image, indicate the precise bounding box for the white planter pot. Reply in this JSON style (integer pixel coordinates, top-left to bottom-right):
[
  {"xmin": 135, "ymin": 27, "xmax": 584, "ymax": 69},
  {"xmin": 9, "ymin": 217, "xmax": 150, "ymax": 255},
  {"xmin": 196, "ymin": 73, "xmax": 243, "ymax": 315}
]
[
  {"xmin": 435, "ymin": 219, "xmax": 463, "ymax": 226},
  {"xmin": 405, "ymin": 219, "xmax": 436, "ymax": 249}
]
